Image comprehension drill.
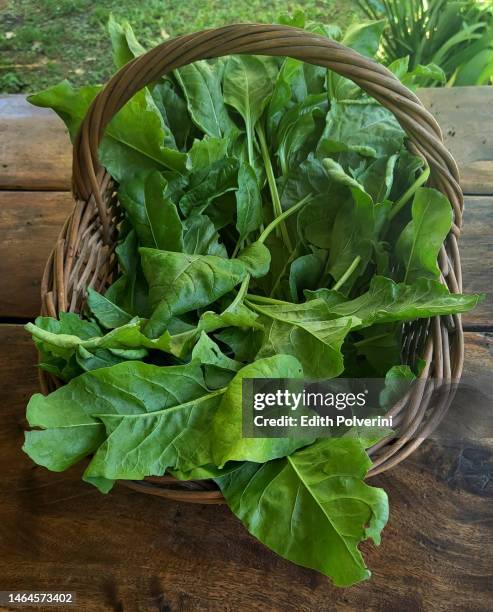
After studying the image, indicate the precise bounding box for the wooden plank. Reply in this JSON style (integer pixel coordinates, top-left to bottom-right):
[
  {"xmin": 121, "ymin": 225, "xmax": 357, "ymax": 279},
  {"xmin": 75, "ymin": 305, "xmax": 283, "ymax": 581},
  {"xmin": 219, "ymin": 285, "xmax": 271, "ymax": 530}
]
[
  {"xmin": 418, "ymin": 86, "xmax": 493, "ymax": 195},
  {"xmin": 0, "ymin": 190, "xmax": 490, "ymax": 324},
  {"xmin": 0, "ymin": 95, "xmax": 71, "ymax": 191},
  {"xmin": 0, "ymin": 191, "xmax": 73, "ymax": 318},
  {"xmin": 0, "ymin": 325, "xmax": 491, "ymax": 610},
  {"xmin": 461, "ymin": 197, "xmax": 493, "ymax": 326}
]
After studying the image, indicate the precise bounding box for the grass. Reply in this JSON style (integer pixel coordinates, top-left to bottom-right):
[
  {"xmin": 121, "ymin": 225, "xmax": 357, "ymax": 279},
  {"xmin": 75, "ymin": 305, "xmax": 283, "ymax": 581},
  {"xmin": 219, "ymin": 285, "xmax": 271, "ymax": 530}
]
[{"xmin": 0, "ymin": 0, "xmax": 360, "ymax": 93}]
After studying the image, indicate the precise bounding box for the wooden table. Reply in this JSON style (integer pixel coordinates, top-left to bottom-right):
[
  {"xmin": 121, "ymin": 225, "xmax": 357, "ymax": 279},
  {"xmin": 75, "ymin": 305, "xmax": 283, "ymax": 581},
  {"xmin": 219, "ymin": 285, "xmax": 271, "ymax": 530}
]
[{"xmin": 0, "ymin": 87, "xmax": 492, "ymax": 611}]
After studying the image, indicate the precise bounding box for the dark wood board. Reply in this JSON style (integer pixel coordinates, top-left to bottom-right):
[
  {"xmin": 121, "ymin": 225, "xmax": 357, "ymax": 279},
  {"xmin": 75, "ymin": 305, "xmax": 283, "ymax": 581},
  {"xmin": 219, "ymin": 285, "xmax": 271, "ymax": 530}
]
[
  {"xmin": 0, "ymin": 96, "xmax": 71, "ymax": 191},
  {"xmin": 0, "ymin": 191, "xmax": 490, "ymax": 325},
  {"xmin": 0, "ymin": 325, "xmax": 491, "ymax": 611},
  {"xmin": 0, "ymin": 191, "xmax": 73, "ymax": 319}
]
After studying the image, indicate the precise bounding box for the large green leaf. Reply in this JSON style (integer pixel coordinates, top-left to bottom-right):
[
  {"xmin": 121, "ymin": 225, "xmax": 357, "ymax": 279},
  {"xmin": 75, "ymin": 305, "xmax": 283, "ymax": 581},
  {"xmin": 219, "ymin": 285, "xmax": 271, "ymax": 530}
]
[
  {"xmin": 395, "ymin": 187, "xmax": 453, "ymax": 283},
  {"xmin": 107, "ymin": 14, "xmax": 145, "ymax": 69},
  {"xmin": 187, "ymin": 136, "xmax": 230, "ymax": 171},
  {"xmin": 104, "ymin": 229, "xmax": 151, "ymax": 318},
  {"xmin": 252, "ymin": 300, "xmax": 358, "ymax": 378},
  {"xmin": 354, "ymin": 154, "xmax": 398, "ymax": 204},
  {"xmin": 140, "ymin": 248, "xmax": 250, "ymax": 336},
  {"xmin": 26, "ymin": 317, "xmax": 172, "ymax": 357},
  {"xmin": 267, "ymin": 57, "xmax": 307, "ymax": 138},
  {"xmin": 118, "ymin": 171, "xmax": 183, "ymax": 251},
  {"xmin": 29, "ymin": 312, "xmax": 102, "ymax": 381},
  {"xmin": 276, "ymin": 95, "xmax": 327, "ymax": 175},
  {"xmin": 191, "ymin": 332, "xmax": 242, "ymax": 388},
  {"xmin": 216, "ymin": 437, "xmax": 388, "ymax": 586},
  {"xmin": 28, "ymin": 81, "xmax": 186, "ymax": 180},
  {"xmin": 212, "ymin": 355, "xmax": 310, "ymax": 466},
  {"xmin": 182, "ymin": 213, "xmax": 227, "ymax": 257},
  {"xmin": 223, "ymin": 55, "xmax": 278, "ymax": 164},
  {"xmin": 179, "ymin": 158, "xmax": 239, "ymax": 217},
  {"xmin": 152, "ymin": 80, "xmax": 192, "ymax": 151},
  {"xmin": 289, "ymin": 251, "xmax": 326, "ymax": 302},
  {"xmin": 237, "ymin": 242, "xmax": 271, "ymax": 278},
  {"xmin": 310, "ymin": 276, "xmax": 482, "ymax": 327},
  {"xmin": 84, "ymin": 387, "xmax": 226, "ymax": 482},
  {"xmin": 23, "ymin": 361, "xmax": 209, "ymax": 475},
  {"xmin": 175, "ymin": 61, "xmax": 236, "ymax": 138},
  {"xmin": 86, "ymin": 288, "xmax": 133, "ymax": 329},
  {"xmin": 235, "ymin": 162, "xmax": 263, "ymax": 242},
  {"xmin": 319, "ymin": 100, "xmax": 404, "ymax": 159},
  {"xmin": 323, "ymin": 159, "xmax": 379, "ymax": 288}
]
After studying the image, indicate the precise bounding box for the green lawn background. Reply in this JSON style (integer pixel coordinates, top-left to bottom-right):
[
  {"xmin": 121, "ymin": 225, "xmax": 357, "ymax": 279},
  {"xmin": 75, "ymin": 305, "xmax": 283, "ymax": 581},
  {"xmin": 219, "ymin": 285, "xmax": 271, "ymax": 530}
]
[{"xmin": 0, "ymin": 0, "xmax": 360, "ymax": 93}]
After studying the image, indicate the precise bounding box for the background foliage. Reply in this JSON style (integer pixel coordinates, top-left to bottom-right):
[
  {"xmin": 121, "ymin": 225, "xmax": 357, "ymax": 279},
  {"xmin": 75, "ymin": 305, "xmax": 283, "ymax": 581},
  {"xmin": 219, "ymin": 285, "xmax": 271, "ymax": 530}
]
[
  {"xmin": 0, "ymin": 0, "xmax": 359, "ymax": 93},
  {"xmin": 359, "ymin": 0, "xmax": 493, "ymax": 86}
]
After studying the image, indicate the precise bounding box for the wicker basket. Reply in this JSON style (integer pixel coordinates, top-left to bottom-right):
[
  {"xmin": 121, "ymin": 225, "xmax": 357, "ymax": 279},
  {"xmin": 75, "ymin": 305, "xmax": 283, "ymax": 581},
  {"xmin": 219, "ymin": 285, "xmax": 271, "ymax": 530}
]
[{"xmin": 38, "ymin": 24, "xmax": 464, "ymax": 504}]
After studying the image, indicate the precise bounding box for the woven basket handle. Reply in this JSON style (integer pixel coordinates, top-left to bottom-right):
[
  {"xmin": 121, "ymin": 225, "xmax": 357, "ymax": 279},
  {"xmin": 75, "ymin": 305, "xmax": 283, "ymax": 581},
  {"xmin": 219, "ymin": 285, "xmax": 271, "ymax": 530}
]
[{"xmin": 72, "ymin": 23, "xmax": 462, "ymax": 242}]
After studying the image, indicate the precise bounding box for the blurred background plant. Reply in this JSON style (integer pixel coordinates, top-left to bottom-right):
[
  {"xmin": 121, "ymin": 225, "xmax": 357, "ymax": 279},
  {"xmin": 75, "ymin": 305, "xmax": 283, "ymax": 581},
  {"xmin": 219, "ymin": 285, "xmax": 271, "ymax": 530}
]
[{"xmin": 358, "ymin": 0, "xmax": 493, "ymax": 85}]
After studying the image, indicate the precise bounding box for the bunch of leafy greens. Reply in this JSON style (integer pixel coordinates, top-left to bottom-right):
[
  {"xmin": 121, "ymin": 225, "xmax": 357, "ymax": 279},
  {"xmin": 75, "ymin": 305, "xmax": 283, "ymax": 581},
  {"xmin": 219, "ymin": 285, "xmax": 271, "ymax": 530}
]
[{"xmin": 23, "ymin": 14, "xmax": 482, "ymax": 587}]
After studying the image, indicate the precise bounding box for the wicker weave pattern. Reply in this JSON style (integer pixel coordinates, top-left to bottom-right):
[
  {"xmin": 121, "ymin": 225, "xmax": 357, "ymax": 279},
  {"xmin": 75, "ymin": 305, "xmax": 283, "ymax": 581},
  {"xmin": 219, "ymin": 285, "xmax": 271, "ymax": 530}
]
[{"xmin": 39, "ymin": 24, "xmax": 464, "ymax": 503}]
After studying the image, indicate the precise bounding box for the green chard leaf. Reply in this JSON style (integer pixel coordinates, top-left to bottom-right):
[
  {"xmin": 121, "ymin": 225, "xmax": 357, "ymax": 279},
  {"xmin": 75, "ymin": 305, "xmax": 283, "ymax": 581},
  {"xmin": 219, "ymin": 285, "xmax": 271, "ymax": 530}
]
[
  {"xmin": 30, "ymin": 312, "xmax": 102, "ymax": 381},
  {"xmin": 175, "ymin": 60, "xmax": 236, "ymax": 138},
  {"xmin": 191, "ymin": 332, "xmax": 242, "ymax": 388},
  {"xmin": 276, "ymin": 94, "xmax": 327, "ymax": 175},
  {"xmin": 23, "ymin": 361, "xmax": 219, "ymax": 484},
  {"xmin": 318, "ymin": 100, "xmax": 404, "ymax": 158},
  {"xmin": 223, "ymin": 55, "xmax": 278, "ymax": 164},
  {"xmin": 216, "ymin": 437, "xmax": 388, "ymax": 587},
  {"xmin": 28, "ymin": 81, "xmax": 186, "ymax": 181},
  {"xmin": 267, "ymin": 57, "xmax": 307, "ymax": 138},
  {"xmin": 235, "ymin": 162, "xmax": 263, "ymax": 242},
  {"xmin": 237, "ymin": 242, "xmax": 271, "ymax": 278},
  {"xmin": 26, "ymin": 317, "xmax": 172, "ymax": 357},
  {"xmin": 179, "ymin": 157, "xmax": 239, "ymax": 217},
  {"xmin": 289, "ymin": 251, "xmax": 327, "ymax": 302},
  {"xmin": 140, "ymin": 248, "xmax": 250, "ymax": 337},
  {"xmin": 395, "ymin": 187, "xmax": 453, "ymax": 283},
  {"xmin": 118, "ymin": 171, "xmax": 183, "ymax": 251},
  {"xmin": 314, "ymin": 276, "xmax": 482, "ymax": 328},
  {"xmin": 152, "ymin": 80, "xmax": 192, "ymax": 151},
  {"xmin": 104, "ymin": 229, "xmax": 151, "ymax": 318},
  {"xmin": 187, "ymin": 136, "xmax": 229, "ymax": 171},
  {"xmin": 322, "ymin": 159, "xmax": 379, "ymax": 289},
  {"xmin": 108, "ymin": 15, "xmax": 145, "ymax": 69},
  {"xmin": 86, "ymin": 288, "xmax": 134, "ymax": 329},
  {"xmin": 182, "ymin": 213, "xmax": 227, "ymax": 257},
  {"xmin": 251, "ymin": 300, "xmax": 359, "ymax": 378},
  {"xmin": 212, "ymin": 355, "xmax": 310, "ymax": 467}
]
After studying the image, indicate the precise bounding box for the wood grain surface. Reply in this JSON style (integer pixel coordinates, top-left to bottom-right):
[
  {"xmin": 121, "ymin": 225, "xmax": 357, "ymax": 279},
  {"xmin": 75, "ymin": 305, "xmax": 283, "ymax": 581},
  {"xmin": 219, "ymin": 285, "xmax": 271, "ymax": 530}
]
[
  {"xmin": 0, "ymin": 325, "xmax": 491, "ymax": 612},
  {"xmin": 418, "ymin": 87, "xmax": 493, "ymax": 195},
  {"xmin": 0, "ymin": 191, "xmax": 73, "ymax": 318},
  {"xmin": 0, "ymin": 96, "xmax": 71, "ymax": 191}
]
